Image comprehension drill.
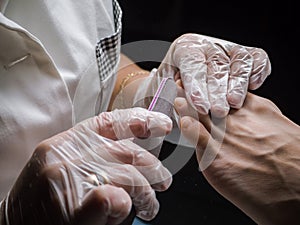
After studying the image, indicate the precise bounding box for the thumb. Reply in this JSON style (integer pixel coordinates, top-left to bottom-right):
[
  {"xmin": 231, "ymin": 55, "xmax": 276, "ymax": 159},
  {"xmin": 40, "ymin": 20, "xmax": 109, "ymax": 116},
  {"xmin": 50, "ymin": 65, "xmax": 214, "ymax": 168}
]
[
  {"xmin": 180, "ymin": 116, "xmax": 221, "ymax": 171},
  {"xmin": 75, "ymin": 185, "xmax": 132, "ymax": 225},
  {"xmin": 180, "ymin": 116, "xmax": 211, "ymax": 152}
]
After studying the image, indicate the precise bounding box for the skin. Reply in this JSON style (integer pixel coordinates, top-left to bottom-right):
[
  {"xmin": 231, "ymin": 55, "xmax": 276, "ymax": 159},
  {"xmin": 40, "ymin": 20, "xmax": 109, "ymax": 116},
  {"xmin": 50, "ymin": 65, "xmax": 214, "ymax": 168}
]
[
  {"xmin": 174, "ymin": 93, "xmax": 300, "ymax": 225},
  {"xmin": 108, "ymin": 54, "xmax": 150, "ymax": 111}
]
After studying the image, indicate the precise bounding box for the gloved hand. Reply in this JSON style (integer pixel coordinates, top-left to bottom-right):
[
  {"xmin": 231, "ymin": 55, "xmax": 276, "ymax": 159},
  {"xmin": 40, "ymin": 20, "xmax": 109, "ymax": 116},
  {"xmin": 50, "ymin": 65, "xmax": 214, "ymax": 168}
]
[
  {"xmin": 157, "ymin": 33, "xmax": 271, "ymax": 117},
  {"xmin": 0, "ymin": 107, "xmax": 173, "ymax": 225}
]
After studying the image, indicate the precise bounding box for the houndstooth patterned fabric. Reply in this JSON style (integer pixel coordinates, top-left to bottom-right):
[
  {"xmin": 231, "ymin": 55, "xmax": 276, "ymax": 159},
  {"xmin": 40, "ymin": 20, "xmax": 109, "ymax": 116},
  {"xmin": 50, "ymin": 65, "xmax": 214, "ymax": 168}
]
[{"xmin": 96, "ymin": 0, "xmax": 122, "ymax": 81}]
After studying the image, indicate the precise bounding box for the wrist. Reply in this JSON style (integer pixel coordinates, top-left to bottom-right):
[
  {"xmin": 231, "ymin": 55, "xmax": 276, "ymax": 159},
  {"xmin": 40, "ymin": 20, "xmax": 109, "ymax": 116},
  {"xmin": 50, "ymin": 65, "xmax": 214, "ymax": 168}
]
[
  {"xmin": 120, "ymin": 68, "xmax": 168, "ymax": 110},
  {"xmin": 110, "ymin": 68, "xmax": 150, "ymax": 110},
  {"xmin": 117, "ymin": 70, "xmax": 150, "ymax": 97},
  {"xmin": 108, "ymin": 53, "xmax": 152, "ymax": 110}
]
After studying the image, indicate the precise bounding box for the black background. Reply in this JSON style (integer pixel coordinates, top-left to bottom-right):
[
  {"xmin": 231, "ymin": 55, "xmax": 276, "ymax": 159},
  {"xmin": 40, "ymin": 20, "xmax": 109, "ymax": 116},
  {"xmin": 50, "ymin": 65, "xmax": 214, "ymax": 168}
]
[{"xmin": 118, "ymin": 1, "xmax": 297, "ymax": 224}]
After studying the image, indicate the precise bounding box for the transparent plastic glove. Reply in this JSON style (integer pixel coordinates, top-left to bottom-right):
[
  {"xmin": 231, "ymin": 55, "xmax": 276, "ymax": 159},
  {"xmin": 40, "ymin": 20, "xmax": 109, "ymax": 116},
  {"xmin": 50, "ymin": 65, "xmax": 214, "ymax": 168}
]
[
  {"xmin": 0, "ymin": 107, "xmax": 173, "ymax": 225},
  {"xmin": 157, "ymin": 33, "xmax": 271, "ymax": 117},
  {"xmin": 113, "ymin": 72, "xmax": 178, "ymax": 157},
  {"xmin": 98, "ymin": 107, "xmax": 172, "ymax": 141}
]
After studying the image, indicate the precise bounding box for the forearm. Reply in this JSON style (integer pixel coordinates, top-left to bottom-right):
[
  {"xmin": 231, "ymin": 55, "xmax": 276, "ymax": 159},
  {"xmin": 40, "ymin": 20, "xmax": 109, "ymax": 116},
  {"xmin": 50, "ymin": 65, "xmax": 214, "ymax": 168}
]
[{"xmin": 108, "ymin": 53, "xmax": 150, "ymax": 110}]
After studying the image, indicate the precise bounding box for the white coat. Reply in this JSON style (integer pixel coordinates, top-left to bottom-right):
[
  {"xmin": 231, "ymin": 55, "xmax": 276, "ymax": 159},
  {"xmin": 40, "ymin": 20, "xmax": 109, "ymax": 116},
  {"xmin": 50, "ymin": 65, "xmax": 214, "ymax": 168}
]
[{"xmin": 0, "ymin": 0, "xmax": 121, "ymax": 199}]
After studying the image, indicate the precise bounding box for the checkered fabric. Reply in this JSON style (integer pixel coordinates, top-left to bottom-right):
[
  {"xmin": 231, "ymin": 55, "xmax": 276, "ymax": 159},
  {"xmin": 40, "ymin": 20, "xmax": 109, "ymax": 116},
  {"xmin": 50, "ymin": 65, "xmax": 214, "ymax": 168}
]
[{"xmin": 96, "ymin": 0, "xmax": 122, "ymax": 81}]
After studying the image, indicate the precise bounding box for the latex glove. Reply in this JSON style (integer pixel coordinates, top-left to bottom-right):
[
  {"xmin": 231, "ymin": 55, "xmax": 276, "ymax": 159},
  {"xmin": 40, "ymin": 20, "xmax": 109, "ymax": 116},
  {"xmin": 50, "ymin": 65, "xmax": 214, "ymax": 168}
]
[
  {"xmin": 158, "ymin": 33, "xmax": 271, "ymax": 117},
  {"xmin": 174, "ymin": 94, "xmax": 300, "ymax": 225},
  {"xmin": 0, "ymin": 107, "xmax": 173, "ymax": 225}
]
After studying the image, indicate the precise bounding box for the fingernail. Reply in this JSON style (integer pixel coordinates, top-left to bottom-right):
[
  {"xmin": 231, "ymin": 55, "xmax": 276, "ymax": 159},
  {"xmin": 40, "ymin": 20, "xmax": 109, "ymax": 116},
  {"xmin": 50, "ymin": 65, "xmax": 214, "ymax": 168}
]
[
  {"xmin": 228, "ymin": 93, "xmax": 243, "ymax": 108},
  {"xmin": 174, "ymin": 97, "xmax": 186, "ymax": 108},
  {"xmin": 180, "ymin": 117, "xmax": 192, "ymax": 130},
  {"xmin": 211, "ymin": 105, "xmax": 229, "ymax": 118}
]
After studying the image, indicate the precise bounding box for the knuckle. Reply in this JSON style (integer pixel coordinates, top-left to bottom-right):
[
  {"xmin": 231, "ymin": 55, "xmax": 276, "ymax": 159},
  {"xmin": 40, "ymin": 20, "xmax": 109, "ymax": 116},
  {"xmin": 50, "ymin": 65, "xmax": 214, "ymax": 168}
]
[
  {"xmin": 252, "ymin": 47, "xmax": 269, "ymax": 58},
  {"xmin": 118, "ymin": 147, "xmax": 136, "ymax": 164},
  {"xmin": 260, "ymin": 97, "xmax": 279, "ymax": 112},
  {"xmin": 251, "ymin": 48, "xmax": 271, "ymax": 74},
  {"xmin": 97, "ymin": 111, "xmax": 113, "ymax": 127},
  {"xmin": 122, "ymin": 164, "xmax": 138, "ymax": 174},
  {"xmin": 231, "ymin": 45, "xmax": 253, "ymax": 62},
  {"xmin": 89, "ymin": 188, "xmax": 110, "ymax": 206},
  {"xmin": 251, "ymin": 95, "xmax": 275, "ymax": 112},
  {"xmin": 41, "ymin": 164, "xmax": 62, "ymax": 180},
  {"xmin": 34, "ymin": 141, "xmax": 53, "ymax": 159}
]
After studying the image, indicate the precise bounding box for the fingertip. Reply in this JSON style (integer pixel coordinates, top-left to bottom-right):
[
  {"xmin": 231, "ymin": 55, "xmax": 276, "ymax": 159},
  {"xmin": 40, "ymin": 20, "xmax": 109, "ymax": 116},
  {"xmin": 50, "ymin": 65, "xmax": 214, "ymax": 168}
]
[
  {"xmin": 152, "ymin": 169, "xmax": 173, "ymax": 192},
  {"xmin": 100, "ymin": 185, "xmax": 133, "ymax": 225},
  {"xmin": 227, "ymin": 92, "xmax": 244, "ymax": 109},
  {"xmin": 186, "ymin": 86, "xmax": 210, "ymax": 115},
  {"xmin": 190, "ymin": 94, "xmax": 210, "ymax": 115},
  {"xmin": 174, "ymin": 97, "xmax": 189, "ymax": 118},
  {"xmin": 180, "ymin": 116, "xmax": 194, "ymax": 130},
  {"xmin": 148, "ymin": 111, "xmax": 173, "ymax": 137},
  {"xmin": 136, "ymin": 197, "xmax": 160, "ymax": 221},
  {"xmin": 180, "ymin": 117, "xmax": 200, "ymax": 147},
  {"xmin": 180, "ymin": 116, "xmax": 211, "ymax": 150},
  {"xmin": 174, "ymin": 97, "xmax": 187, "ymax": 111},
  {"xmin": 209, "ymin": 98, "xmax": 230, "ymax": 118},
  {"xmin": 248, "ymin": 71, "xmax": 270, "ymax": 90},
  {"xmin": 248, "ymin": 47, "xmax": 271, "ymax": 90},
  {"xmin": 102, "ymin": 185, "xmax": 132, "ymax": 212},
  {"xmin": 79, "ymin": 185, "xmax": 132, "ymax": 225},
  {"xmin": 133, "ymin": 149, "xmax": 173, "ymax": 192},
  {"xmin": 210, "ymin": 105, "xmax": 229, "ymax": 118},
  {"xmin": 174, "ymin": 97, "xmax": 200, "ymax": 120}
]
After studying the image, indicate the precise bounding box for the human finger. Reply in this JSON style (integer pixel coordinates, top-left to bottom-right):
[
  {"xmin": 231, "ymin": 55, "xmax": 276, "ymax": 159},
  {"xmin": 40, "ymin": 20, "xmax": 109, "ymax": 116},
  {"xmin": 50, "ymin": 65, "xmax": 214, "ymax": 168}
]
[
  {"xmin": 91, "ymin": 139, "xmax": 172, "ymax": 192},
  {"xmin": 171, "ymin": 36, "xmax": 211, "ymax": 114},
  {"xmin": 174, "ymin": 97, "xmax": 210, "ymax": 130},
  {"xmin": 102, "ymin": 164, "xmax": 161, "ymax": 221},
  {"xmin": 64, "ymin": 158, "xmax": 164, "ymax": 222},
  {"xmin": 180, "ymin": 116, "xmax": 212, "ymax": 158},
  {"xmin": 58, "ymin": 118, "xmax": 173, "ymax": 192},
  {"xmin": 206, "ymin": 42, "xmax": 230, "ymax": 117},
  {"xmin": 75, "ymin": 185, "xmax": 132, "ymax": 225},
  {"xmin": 96, "ymin": 108, "xmax": 172, "ymax": 140},
  {"xmin": 227, "ymin": 45, "xmax": 253, "ymax": 108},
  {"xmin": 246, "ymin": 47, "xmax": 272, "ymax": 90}
]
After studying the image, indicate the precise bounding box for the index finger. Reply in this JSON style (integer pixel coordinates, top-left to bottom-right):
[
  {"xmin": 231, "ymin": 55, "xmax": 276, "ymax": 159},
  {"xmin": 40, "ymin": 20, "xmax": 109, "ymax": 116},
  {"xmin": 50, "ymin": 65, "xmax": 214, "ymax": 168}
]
[
  {"xmin": 246, "ymin": 47, "xmax": 272, "ymax": 90},
  {"xmin": 172, "ymin": 38, "xmax": 211, "ymax": 114},
  {"xmin": 96, "ymin": 108, "xmax": 173, "ymax": 140},
  {"xmin": 227, "ymin": 45, "xmax": 253, "ymax": 108}
]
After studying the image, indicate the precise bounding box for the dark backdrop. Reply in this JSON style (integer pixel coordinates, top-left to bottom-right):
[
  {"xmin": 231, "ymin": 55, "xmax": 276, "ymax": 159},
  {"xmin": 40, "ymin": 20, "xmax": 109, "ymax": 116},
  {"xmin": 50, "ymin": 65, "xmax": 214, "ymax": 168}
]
[{"xmin": 118, "ymin": 1, "xmax": 297, "ymax": 224}]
